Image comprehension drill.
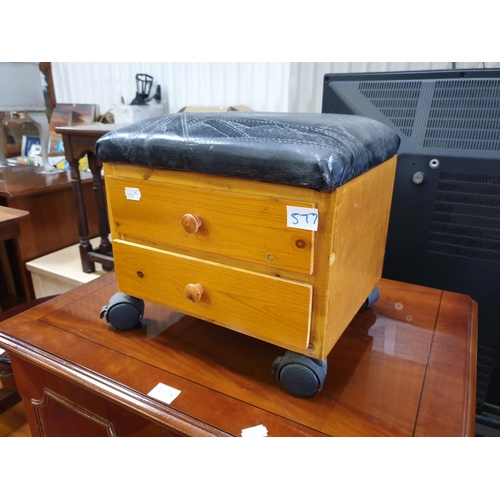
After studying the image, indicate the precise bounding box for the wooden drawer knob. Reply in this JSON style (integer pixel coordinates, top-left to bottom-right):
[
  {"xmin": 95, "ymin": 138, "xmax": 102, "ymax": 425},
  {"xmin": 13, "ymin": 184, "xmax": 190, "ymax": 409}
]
[
  {"xmin": 181, "ymin": 214, "xmax": 203, "ymax": 233},
  {"xmin": 184, "ymin": 283, "xmax": 205, "ymax": 302}
]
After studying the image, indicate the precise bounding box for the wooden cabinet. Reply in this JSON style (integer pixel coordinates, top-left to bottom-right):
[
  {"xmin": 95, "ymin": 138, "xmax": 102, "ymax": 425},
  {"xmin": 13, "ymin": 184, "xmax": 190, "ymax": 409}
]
[
  {"xmin": 9, "ymin": 358, "xmax": 183, "ymax": 437},
  {"xmin": 1, "ymin": 63, "xmax": 56, "ymax": 159}
]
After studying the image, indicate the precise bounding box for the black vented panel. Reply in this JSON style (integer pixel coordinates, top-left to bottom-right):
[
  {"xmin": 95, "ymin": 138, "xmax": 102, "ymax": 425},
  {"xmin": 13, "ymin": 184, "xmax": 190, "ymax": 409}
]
[
  {"xmin": 428, "ymin": 172, "xmax": 500, "ymax": 263},
  {"xmin": 423, "ymin": 79, "xmax": 500, "ymax": 151},
  {"xmin": 324, "ymin": 69, "xmax": 500, "ymax": 411},
  {"xmin": 358, "ymin": 81, "xmax": 422, "ymax": 138},
  {"xmin": 477, "ymin": 344, "xmax": 497, "ymax": 410}
]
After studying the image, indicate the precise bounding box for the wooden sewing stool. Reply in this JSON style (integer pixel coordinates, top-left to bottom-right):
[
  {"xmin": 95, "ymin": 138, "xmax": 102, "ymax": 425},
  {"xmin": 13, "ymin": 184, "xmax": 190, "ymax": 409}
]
[{"xmin": 96, "ymin": 112, "xmax": 400, "ymax": 397}]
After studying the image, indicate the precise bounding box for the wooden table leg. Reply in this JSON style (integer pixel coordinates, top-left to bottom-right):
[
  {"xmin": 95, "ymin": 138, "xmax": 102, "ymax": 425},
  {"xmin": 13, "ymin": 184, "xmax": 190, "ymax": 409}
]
[
  {"xmin": 87, "ymin": 153, "xmax": 113, "ymax": 270},
  {"xmin": 69, "ymin": 159, "xmax": 95, "ymax": 273}
]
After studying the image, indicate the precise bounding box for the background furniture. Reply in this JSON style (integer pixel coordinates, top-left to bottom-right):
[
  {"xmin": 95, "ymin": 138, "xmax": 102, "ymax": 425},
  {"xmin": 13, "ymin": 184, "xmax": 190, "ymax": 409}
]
[
  {"xmin": 0, "ymin": 206, "xmax": 30, "ymax": 310},
  {"xmin": 0, "ymin": 294, "xmax": 56, "ymax": 417},
  {"xmin": 0, "ymin": 206, "xmax": 29, "ymax": 412},
  {"xmin": 0, "ymin": 205, "xmax": 60, "ymax": 414},
  {"xmin": 0, "ymin": 164, "xmax": 100, "ymax": 302},
  {"xmin": 0, "ymin": 272, "xmax": 477, "ymax": 437},
  {"xmin": 26, "ymin": 237, "xmax": 107, "ymax": 299},
  {"xmin": 0, "ymin": 62, "xmax": 53, "ymax": 172},
  {"xmin": 56, "ymin": 124, "xmax": 121, "ymax": 273},
  {"xmin": 0, "ymin": 349, "xmax": 20, "ymax": 413},
  {"xmin": 1, "ymin": 63, "xmax": 56, "ymax": 160},
  {"xmin": 0, "ymin": 206, "xmax": 30, "ymax": 232}
]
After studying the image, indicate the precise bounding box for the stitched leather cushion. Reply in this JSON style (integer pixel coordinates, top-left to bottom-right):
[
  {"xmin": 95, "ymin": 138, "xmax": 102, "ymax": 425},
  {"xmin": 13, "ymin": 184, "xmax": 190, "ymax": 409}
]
[{"xmin": 96, "ymin": 112, "xmax": 400, "ymax": 191}]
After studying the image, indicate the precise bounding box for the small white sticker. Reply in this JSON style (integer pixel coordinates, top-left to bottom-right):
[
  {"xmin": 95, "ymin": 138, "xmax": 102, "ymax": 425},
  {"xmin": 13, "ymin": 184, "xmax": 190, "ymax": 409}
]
[
  {"xmin": 0, "ymin": 348, "xmax": 5, "ymax": 356},
  {"xmin": 148, "ymin": 383, "xmax": 181, "ymax": 404},
  {"xmin": 241, "ymin": 424, "xmax": 268, "ymax": 437},
  {"xmin": 125, "ymin": 187, "xmax": 141, "ymax": 201},
  {"xmin": 287, "ymin": 206, "xmax": 319, "ymax": 231}
]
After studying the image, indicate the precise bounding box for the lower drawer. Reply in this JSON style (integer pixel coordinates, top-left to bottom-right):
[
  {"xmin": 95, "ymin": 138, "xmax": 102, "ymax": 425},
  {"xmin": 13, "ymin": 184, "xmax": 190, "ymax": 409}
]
[{"xmin": 113, "ymin": 240, "xmax": 313, "ymax": 351}]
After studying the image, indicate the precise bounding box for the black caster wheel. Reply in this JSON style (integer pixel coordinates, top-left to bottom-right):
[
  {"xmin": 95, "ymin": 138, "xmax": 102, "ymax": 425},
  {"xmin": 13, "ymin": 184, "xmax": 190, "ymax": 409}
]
[
  {"xmin": 359, "ymin": 285, "xmax": 380, "ymax": 311},
  {"xmin": 100, "ymin": 292, "xmax": 145, "ymax": 330},
  {"xmin": 271, "ymin": 351, "xmax": 327, "ymax": 398}
]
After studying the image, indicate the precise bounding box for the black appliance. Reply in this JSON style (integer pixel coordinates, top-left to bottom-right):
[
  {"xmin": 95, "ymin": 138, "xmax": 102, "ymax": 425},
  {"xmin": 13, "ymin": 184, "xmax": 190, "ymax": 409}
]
[
  {"xmin": 322, "ymin": 69, "xmax": 500, "ymax": 424},
  {"xmin": 130, "ymin": 73, "xmax": 161, "ymax": 105}
]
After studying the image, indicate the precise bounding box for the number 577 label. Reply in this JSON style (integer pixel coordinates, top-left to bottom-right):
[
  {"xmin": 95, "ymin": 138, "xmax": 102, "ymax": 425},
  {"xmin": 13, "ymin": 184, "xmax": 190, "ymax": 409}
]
[{"xmin": 286, "ymin": 206, "xmax": 319, "ymax": 231}]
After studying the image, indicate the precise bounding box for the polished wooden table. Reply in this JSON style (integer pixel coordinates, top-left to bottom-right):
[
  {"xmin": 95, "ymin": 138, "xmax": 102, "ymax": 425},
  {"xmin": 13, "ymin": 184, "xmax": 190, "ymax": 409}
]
[
  {"xmin": 0, "ymin": 164, "xmax": 100, "ymax": 301},
  {"xmin": 56, "ymin": 124, "xmax": 122, "ymax": 274},
  {"xmin": 0, "ymin": 273, "xmax": 477, "ymax": 437}
]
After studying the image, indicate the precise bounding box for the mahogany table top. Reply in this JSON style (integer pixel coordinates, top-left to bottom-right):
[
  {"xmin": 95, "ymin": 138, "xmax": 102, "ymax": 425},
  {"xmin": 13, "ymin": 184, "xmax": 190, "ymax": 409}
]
[{"xmin": 0, "ymin": 272, "xmax": 477, "ymax": 436}]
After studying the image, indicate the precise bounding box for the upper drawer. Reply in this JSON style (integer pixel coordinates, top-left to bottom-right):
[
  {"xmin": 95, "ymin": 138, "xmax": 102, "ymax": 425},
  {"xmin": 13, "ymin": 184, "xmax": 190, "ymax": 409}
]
[{"xmin": 106, "ymin": 177, "xmax": 315, "ymax": 275}]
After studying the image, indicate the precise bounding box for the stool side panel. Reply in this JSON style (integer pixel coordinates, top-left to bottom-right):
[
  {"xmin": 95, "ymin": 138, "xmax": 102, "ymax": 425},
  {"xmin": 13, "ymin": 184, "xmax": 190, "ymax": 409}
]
[{"xmin": 323, "ymin": 157, "xmax": 398, "ymax": 357}]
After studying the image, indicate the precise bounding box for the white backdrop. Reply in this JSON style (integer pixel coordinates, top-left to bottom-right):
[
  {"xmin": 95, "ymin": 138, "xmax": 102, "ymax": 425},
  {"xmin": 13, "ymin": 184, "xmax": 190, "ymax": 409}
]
[
  {"xmin": 51, "ymin": 62, "xmax": 500, "ymax": 116},
  {"xmin": 52, "ymin": 62, "xmax": 291, "ymax": 115}
]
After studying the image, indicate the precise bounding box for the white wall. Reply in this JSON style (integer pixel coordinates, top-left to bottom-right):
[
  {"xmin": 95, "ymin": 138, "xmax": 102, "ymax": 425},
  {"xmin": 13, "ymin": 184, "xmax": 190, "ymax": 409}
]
[
  {"xmin": 52, "ymin": 62, "xmax": 500, "ymax": 116},
  {"xmin": 52, "ymin": 62, "xmax": 291, "ymax": 115}
]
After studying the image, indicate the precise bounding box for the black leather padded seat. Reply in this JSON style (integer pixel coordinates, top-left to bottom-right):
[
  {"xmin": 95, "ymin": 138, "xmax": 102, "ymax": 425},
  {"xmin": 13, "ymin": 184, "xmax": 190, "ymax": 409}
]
[{"xmin": 96, "ymin": 112, "xmax": 400, "ymax": 192}]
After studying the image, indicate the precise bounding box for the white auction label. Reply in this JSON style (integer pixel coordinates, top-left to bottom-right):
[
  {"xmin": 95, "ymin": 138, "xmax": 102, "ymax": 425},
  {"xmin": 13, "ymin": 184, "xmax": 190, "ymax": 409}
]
[
  {"xmin": 241, "ymin": 424, "xmax": 268, "ymax": 437},
  {"xmin": 125, "ymin": 187, "xmax": 141, "ymax": 201},
  {"xmin": 148, "ymin": 383, "xmax": 181, "ymax": 404},
  {"xmin": 286, "ymin": 206, "xmax": 319, "ymax": 231},
  {"xmin": 0, "ymin": 349, "xmax": 5, "ymax": 356}
]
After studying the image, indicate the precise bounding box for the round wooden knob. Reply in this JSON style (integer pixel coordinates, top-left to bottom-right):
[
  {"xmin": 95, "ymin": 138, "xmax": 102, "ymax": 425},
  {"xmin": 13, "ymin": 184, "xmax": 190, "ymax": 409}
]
[
  {"xmin": 184, "ymin": 283, "xmax": 205, "ymax": 302},
  {"xmin": 181, "ymin": 214, "xmax": 203, "ymax": 233}
]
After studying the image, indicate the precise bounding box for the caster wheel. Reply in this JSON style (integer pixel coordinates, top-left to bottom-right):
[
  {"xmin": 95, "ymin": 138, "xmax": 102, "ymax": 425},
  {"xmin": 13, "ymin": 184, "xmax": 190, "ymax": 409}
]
[
  {"xmin": 360, "ymin": 285, "xmax": 380, "ymax": 311},
  {"xmin": 100, "ymin": 292, "xmax": 145, "ymax": 330},
  {"xmin": 271, "ymin": 351, "xmax": 327, "ymax": 397}
]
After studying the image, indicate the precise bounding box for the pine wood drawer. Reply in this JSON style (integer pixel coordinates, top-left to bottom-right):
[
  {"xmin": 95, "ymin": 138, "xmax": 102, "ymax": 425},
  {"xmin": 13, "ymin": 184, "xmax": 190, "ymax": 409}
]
[
  {"xmin": 113, "ymin": 239, "xmax": 313, "ymax": 352},
  {"xmin": 106, "ymin": 176, "xmax": 315, "ymax": 275}
]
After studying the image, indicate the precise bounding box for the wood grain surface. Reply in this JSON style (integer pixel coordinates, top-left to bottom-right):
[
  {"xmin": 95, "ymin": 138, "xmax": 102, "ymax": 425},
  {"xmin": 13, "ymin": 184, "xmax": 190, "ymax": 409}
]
[
  {"xmin": 106, "ymin": 174, "xmax": 316, "ymax": 274},
  {"xmin": 113, "ymin": 239, "xmax": 313, "ymax": 352}
]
